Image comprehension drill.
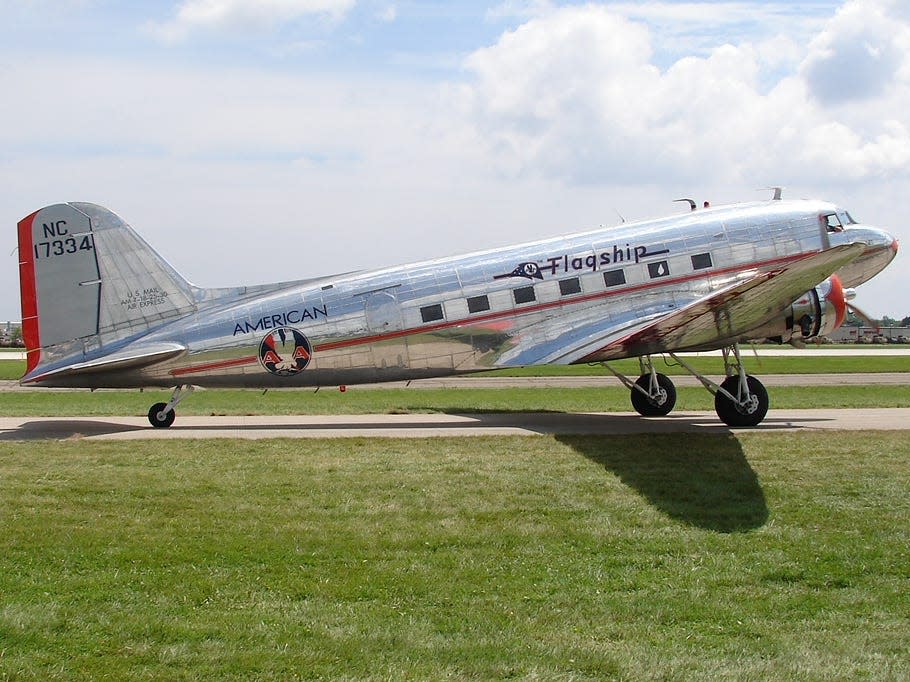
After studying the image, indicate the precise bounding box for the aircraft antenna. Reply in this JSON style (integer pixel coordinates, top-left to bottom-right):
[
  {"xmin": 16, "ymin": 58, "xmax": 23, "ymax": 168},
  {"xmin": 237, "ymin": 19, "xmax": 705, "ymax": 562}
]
[
  {"xmin": 673, "ymin": 198, "xmax": 696, "ymax": 211},
  {"xmin": 759, "ymin": 186, "xmax": 784, "ymax": 200},
  {"xmin": 614, "ymin": 208, "xmax": 626, "ymax": 224}
]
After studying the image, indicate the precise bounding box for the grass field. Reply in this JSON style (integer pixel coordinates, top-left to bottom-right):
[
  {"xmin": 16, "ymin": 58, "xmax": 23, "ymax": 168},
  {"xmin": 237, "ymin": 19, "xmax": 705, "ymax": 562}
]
[
  {"xmin": 486, "ymin": 353, "xmax": 910, "ymax": 377},
  {"xmin": 1, "ymin": 433, "xmax": 908, "ymax": 680},
  {"xmin": 1, "ymin": 351, "xmax": 909, "ymax": 382},
  {"xmin": 1, "ymin": 384, "xmax": 910, "ymax": 417}
]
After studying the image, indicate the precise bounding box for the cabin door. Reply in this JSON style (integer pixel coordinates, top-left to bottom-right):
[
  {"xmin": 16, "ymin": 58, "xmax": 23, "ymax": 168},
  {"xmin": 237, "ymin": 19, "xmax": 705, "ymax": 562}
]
[{"xmin": 364, "ymin": 291, "xmax": 408, "ymax": 370}]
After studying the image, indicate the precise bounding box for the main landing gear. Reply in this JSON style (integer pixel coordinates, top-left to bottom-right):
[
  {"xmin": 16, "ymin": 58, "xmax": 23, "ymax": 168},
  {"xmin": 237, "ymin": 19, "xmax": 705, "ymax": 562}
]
[
  {"xmin": 147, "ymin": 385, "xmax": 194, "ymax": 428},
  {"xmin": 603, "ymin": 355, "xmax": 677, "ymax": 416},
  {"xmin": 603, "ymin": 344, "xmax": 770, "ymax": 427}
]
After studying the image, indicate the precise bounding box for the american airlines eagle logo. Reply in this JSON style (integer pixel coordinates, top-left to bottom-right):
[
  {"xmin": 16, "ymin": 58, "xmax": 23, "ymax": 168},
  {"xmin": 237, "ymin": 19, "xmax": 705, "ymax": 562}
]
[
  {"xmin": 258, "ymin": 327, "xmax": 312, "ymax": 376},
  {"xmin": 493, "ymin": 261, "xmax": 543, "ymax": 280}
]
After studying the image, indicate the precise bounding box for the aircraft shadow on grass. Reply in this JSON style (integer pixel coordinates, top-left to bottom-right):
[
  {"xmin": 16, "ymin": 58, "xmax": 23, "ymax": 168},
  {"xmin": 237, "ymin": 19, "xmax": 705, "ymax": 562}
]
[
  {"xmin": 558, "ymin": 433, "xmax": 769, "ymax": 533},
  {"xmin": 0, "ymin": 410, "xmax": 833, "ymax": 444},
  {"xmin": 3, "ymin": 416, "xmax": 770, "ymax": 535},
  {"xmin": 3, "ymin": 415, "xmax": 771, "ymax": 534},
  {"xmin": 5, "ymin": 414, "xmax": 770, "ymax": 533}
]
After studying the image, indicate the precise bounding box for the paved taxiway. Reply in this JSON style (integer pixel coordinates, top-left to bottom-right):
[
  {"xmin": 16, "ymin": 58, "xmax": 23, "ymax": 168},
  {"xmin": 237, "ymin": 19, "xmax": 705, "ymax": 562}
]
[{"xmin": 1, "ymin": 409, "xmax": 908, "ymax": 440}]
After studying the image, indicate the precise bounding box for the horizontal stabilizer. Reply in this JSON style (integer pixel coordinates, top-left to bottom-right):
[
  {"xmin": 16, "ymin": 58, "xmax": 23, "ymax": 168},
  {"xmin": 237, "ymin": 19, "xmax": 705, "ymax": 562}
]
[{"xmin": 21, "ymin": 342, "xmax": 186, "ymax": 385}]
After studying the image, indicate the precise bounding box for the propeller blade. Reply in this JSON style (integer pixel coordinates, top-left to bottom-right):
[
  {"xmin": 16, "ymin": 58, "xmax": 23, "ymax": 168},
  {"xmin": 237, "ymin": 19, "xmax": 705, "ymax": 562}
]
[
  {"xmin": 847, "ymin": 302, "xmax": 880, "ymax": 332},
  {"xmin": 824, "ymin": 275, "xmax": 848, "ymax": 329}
]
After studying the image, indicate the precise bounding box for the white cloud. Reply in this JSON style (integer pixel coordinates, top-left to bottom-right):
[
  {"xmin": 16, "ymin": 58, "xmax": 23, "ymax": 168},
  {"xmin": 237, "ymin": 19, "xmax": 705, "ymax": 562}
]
[
  {"xmin": 148, "ymin": 0, "xmax": 357, "ymax": 42},
  {"xmin": 2, "ymin": 2, "xmax": 908, "ymax": 319},
  {"xmin": 801, "ymin": 0, "xmax": 909, "ymax": 103},
  {"xmin": 460, "ymin": 3, "xmax": 910, "ymax": 186},
  {"xmin": 486, "ymin": 0, "xmax": 555, "ymax": 22},
  {"xmin": 463, "ymin": 8, "xmax": 662, "ymax": 183},
  {"xmin": 376, "ymin": 4, "xmax": 396, "ymax": 22}
]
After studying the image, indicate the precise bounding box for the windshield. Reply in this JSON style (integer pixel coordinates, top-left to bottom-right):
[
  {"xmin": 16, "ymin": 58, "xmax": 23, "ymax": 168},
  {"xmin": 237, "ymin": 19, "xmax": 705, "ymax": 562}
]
[
  {"xmin": 839, "ymin": 211, "xmax": 857, "ymax": 225},
  {"xmin": 822, "ymin": 213, "xmax": 843, "ymax": 233}
]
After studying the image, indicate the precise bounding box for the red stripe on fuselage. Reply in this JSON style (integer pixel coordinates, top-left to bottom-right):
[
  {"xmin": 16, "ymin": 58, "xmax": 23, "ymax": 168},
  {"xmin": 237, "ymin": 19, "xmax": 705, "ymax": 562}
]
[
  {"xmin": 168, "ymin": 250, "xmax": 814, "ymax": 378},
  {"xmin": 315, "ymin": 251, "xmax": 811, "ymax": 353},
  {"xmin": 17, "ymin": 212, "xmax": 40, "ymax": 375}
]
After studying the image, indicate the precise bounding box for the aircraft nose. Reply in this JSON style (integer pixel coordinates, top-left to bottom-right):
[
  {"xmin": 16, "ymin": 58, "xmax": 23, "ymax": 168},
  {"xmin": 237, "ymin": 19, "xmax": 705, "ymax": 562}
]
[
  {"xmin": 865, "ymin": 224, "xmax": 893, "ymax": 244},
  {"xmin": 831, "ymin": 224, "xmax": 899, "ymax": 288}
]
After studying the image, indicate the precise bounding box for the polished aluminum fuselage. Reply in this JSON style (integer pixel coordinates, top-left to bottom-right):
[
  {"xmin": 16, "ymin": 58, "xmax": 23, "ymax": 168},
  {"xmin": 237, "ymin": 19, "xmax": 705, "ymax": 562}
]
[{"xmin": 32, "ymin": 200, "xmax": 897, "ymax": 388}]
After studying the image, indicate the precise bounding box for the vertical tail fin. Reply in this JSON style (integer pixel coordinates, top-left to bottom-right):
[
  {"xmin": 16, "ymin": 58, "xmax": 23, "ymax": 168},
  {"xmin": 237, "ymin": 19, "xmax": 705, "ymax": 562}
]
[{"xmin": 18, "ymin": 203, "xmax": 196, "ymax": 377}]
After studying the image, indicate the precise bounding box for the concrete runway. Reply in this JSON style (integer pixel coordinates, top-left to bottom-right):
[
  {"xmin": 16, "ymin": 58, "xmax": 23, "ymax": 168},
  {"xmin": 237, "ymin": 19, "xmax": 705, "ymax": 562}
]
[
  {"xmin": 2, "ymin": 409, "xmax": 908, "ymax": 440},
  {"xmin": 2, "ymin": 370, "xmax": 905, "ymax": 440}
]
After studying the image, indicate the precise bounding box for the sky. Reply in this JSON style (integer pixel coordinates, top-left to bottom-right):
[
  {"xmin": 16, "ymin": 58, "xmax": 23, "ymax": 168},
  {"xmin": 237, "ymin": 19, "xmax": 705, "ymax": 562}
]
[{"xmin": 1, "ymin": 0, "xmax": 908, "ymax": 322}]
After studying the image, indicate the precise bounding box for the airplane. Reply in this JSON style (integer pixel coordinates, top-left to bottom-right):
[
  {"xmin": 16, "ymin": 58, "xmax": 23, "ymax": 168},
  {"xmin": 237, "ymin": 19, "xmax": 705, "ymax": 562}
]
[{"xmin": 16, "ymin": 193, "xmax": 898, "ymax": 428}]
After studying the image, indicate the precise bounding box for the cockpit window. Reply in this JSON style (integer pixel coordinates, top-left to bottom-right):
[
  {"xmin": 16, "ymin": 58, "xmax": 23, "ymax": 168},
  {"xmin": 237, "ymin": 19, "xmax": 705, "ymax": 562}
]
[
  {"xmin": 822, "ymin": 213, "xmax": 843, "ymax": 233},
  {"xmin": 840, "ymin": 211, "xmax": 857, "ymax": 225}
]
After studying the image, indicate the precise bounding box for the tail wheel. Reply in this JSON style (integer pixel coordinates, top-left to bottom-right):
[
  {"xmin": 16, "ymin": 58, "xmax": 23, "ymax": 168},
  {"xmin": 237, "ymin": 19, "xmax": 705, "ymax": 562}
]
[
  {"xmin": 630, "ymin": 373, "xmax": 677, "ymax": 416},
  {"xmin": 148, "ymin": 402, "xmax": 176, "ymax": 428},
  {"xmin": 714, "ymin": 375, "xmax": 769, "ymax": 427}
]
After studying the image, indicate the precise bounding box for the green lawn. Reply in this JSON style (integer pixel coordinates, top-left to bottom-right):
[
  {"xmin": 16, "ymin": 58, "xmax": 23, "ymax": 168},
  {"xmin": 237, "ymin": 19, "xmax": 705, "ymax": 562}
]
[
  {"xmin": 1, "ymin": 384, "xmax": 909, "ymax": 417},
  {"xmin": 486, "ymin": 353, "xmax": 910, "ymax": 376},
  {"xmin": 1, "ymin": 351, "xmax": 908, "ymax": 382},
  {"xmin": 1, "ymin": 433, "xmax": 907, "ymax": 680}
]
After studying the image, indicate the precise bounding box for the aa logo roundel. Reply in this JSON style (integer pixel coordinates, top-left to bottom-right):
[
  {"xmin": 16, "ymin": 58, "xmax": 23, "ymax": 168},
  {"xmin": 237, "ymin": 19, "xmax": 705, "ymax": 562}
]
[{"xmin": 258, "ymin": 327, "xmax": 313, "ymax": 377}]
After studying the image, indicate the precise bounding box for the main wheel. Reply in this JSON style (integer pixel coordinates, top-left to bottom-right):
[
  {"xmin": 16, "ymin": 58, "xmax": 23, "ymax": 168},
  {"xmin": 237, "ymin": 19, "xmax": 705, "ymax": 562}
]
[
  {"xmin": 714, "ymin": 375, "xmax": 768, "ymax": 427},
  {"xmin": 630, "ymin": 373, "xmax": 677, "ymax": 416},
  {"xmin": 148, "ymin": 402, "xmax": 176, "ymax": 428}
]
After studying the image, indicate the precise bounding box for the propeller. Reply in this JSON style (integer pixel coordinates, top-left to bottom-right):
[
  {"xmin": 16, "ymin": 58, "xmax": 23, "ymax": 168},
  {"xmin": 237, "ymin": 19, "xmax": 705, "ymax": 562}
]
[
  {"xmin": 788, "ymin": 274, "xmax": 875, "ymax": 347},
  {"xmin": 843, "ymin": 287, "xmax": 880, "ymax": 331},
  {"xmin": 828, "ymin": 274, "xmax": 880, "ymax": 332}
]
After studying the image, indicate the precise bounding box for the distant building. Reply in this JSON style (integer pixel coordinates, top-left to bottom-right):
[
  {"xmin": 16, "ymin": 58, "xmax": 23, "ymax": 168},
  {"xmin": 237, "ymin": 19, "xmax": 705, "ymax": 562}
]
[
  {"xmin": 829, "ymin": 325, "xmax": 910, "ymax": 343},
  {"xmin": 0, "ymin": 322, "xmax": 23, "ymax": 347}
]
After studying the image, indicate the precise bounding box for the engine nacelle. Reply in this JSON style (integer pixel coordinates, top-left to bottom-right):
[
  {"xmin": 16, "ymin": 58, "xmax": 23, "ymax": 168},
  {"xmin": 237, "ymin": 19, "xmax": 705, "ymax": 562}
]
[{"xmin": 752, "ymin": 275, "xmax": 848, "ymax": 344}]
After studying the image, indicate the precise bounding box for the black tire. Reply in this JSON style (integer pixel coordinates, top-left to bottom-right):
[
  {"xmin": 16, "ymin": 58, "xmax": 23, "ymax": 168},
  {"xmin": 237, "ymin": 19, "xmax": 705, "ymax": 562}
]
[
  {"xmin": 148, "ymin": 402, "xmax": 176, "ymax": 428},
  {"xmin": 630, "ymin": 373, "xmax": 677, "ymax": 416},
  {"xmin": 714, "ymin": 375, "xmax": 769, "ymax": 427}
]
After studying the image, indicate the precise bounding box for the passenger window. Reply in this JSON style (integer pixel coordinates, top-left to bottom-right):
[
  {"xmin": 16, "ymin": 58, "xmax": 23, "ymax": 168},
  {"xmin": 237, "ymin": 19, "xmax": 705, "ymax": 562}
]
[
  {"xmin": 691, "ymin": 253, "xmax": 712, "ymax": 270},
  {"xmin": 648, "ymin": 261, "xmax": 670, "ymax": 278},
  {"xmin": 603, "ymin": 269, "xmax": 625, "ymax": 287},
  {"xmin": 467, "ymin": 295, "xmax": 490, "ymax": 313},
  {"xmin": 559, "ymin": 278, "xmax": 581, "ymax": 295},
  {"xmin": 420, "ymin": 304, "xmax": 444, "ymax": 323},
  {"xmin": 513, "ymin": 286, "xmax": 536, "ymax": 304}
]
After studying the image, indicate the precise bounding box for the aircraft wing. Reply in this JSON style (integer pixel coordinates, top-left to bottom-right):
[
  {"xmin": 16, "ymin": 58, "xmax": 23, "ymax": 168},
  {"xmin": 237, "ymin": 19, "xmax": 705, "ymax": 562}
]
[
  {"xmin": 548, "ymin": 243, "xmax": 864, "ymax": 364},
  {"xmin": 21, "ymin": 342, "xmax": 187, "ymax": 385}
]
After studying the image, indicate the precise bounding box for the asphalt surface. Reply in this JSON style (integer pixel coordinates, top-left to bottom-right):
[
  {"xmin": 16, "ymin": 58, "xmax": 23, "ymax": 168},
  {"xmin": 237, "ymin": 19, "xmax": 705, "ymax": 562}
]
[
  {"xmin": 1, "ymin": 409, "xmax": 908, "ymax": 440},
  {"xmin": 2, "ymin": 369, "xmax": 905, "ymax": 440}
]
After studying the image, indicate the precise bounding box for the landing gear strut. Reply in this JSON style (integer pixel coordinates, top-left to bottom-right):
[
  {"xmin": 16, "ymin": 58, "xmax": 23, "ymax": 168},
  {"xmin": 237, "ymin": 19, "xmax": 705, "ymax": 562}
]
[
  {"xmin": 603, "ymin": 355, "xmax": 677, "ymax": 417},
  {"xmin": 669, "ymin": 344, "xmax": 769, "ymax": 427},
  {"xmin": 602, "ymin": 344, "xmax": 769, "ymax": 426},
  {"xmin": 148, "ymin": 385, "xmax": 194, "ymax": 428}
]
